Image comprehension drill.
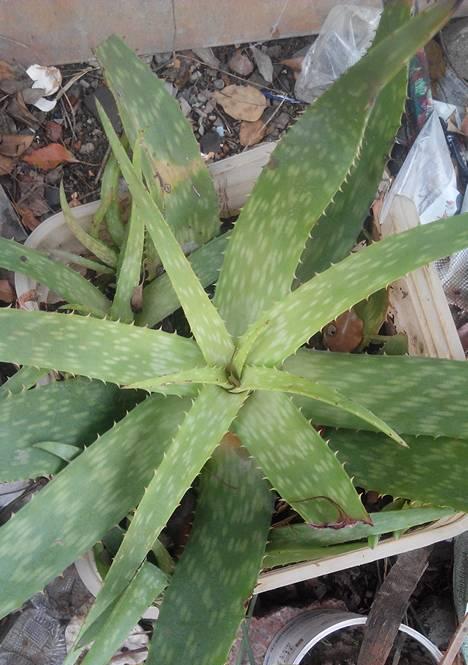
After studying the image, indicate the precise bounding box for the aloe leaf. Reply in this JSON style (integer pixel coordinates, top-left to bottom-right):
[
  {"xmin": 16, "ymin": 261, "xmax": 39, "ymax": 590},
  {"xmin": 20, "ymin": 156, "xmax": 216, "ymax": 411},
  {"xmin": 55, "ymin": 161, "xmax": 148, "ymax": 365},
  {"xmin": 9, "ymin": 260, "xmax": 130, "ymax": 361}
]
[
  {"xmin": 0, "ymin": 394, "xmax": 189, "ymax": 619},
  {"xmin": 76, "ymin": 563, "xmax": 167, "ymax": 665},
  {"xmin": 33, "ymin": 441, "xmax": 81, "ymax": 462},
  {"xmin": 137, "ymin": 231, "xmax": 230, "ymax": 328},
  {"xmin": 235, "ymin": 391, "xmax": 369, "ymax": 526},
  {"xmin": 328, "ymin": 429, "xmax": 468, "ymax": 512},
  {"xmin": 60, "ymin": 183, "xmax": 118, "ymax": 268},
  {"xmin": 148, "ymin": 441, "xmax": 272, "ymax": 665},
  {"xmin": 297, "ymin": 1, "xmax": 410, "ymax": 280},
  {"xmin": 91, "ymin": 152, "xmax": 123, "ymax": 243},
  {"xmin": 240, "ymin": 366, "xmax": 407, "ymax": 447},
  {"xmin": 241, "ymin": 211, "xmax": 468, "ymax": 368},
  {"xmin": 0, "ymin": 365, "xmax": 49, "ymax": 396},
  {"xmin": 84, "ymin": 386, "xmax": 247, "ymax": 632},
  {"xmin": 111, "ymin": 140, "xmax": 145, "ymax": 323},
  {"xmin": 0, "ymin": 379, "xmax": 137, "ymax": 482},
  {"xmin": 49, "ymin": 249, "xmax": 115, "ymax": 275},
  {"xmin": 285, "ymin": 349, "xmax": 468, "ymax": 439},
  {"xmin": 98, "ymin": 102, "xmax": 235, "ymax": 366},
  {"xmin": 354, "ymin": 289, "xmax": 389, "ymax": 348},
  {"xmin": 0, "ymin": 237, "xmax": 110, "ymax": 316},
  {"xmin": 126, "ymin": 366, "xmax": 229, "ymax": 393},
  {"xmin": 0, "ymin": 309, "xmax": 204, "ymax": 385},
  {"xmin": 264, "ymin": 506, "xmax": 455, "ymax": 568},
  {"xmin": 96, "ymin": 36, "xmax": 220, "ymax": 250},
  {"xmin": 214, "ymin": 0, "xmax": 458, "ymax": 339}
]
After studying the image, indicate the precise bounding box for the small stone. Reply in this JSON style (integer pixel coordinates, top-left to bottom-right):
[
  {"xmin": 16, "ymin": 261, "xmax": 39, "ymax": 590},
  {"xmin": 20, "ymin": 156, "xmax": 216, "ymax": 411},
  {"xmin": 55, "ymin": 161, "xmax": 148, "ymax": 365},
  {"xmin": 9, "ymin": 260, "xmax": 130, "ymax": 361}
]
[
  {"xmin": 153, "ymin": 52, "xmax": 172, "ymax": 66},
  {"xmin": 79, "ymin": 142, "xmax": 95, "ymax": 155},
  {"xmin": 200, "ymin": 130, "xmax": 222, "ymax": 154},
  {"xmin": 213, "ymin": 78, "xmax": 225, "ymax": 90},
  {"xmin": 178, "ymin": 97, "xmax": 191, "ymax": 117},
  {"xmin": 79, "ymin": 79, "xmax": 90, "ymax": 89},
  {"xmin": 190, "ymin": 70, "xmax": 202, "ymax": 82},
  {"xmin": 197, "ymin": 92, "xmax": 208, "ymax": 103},
  {"xmin": 228, "ymin": 49, "xmax": 254, "ymax": 77},
  {"xmin": 274, "ymin": 111, "xmax": 291, "ymax": 131}
]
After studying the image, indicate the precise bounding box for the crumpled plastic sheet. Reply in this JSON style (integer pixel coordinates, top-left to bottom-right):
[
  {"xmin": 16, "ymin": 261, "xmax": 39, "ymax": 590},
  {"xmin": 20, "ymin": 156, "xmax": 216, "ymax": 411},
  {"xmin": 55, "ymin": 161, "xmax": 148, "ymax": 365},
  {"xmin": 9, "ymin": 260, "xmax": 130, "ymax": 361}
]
[
  {"xmin": 295, "ymin": 3, "xmax": 381, "ymax": 102},
  {"xmin": 381, "ymin": 106, "xmax": 468, "ymax": 311}
]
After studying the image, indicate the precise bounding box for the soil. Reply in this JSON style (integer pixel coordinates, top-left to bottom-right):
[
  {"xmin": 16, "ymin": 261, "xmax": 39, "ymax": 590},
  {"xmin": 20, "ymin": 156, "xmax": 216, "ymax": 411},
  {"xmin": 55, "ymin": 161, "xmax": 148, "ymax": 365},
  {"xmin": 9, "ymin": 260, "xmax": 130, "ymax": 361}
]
[{"xmin": 300, "ymin": 626, "xmax": 434, "ymax": 665}]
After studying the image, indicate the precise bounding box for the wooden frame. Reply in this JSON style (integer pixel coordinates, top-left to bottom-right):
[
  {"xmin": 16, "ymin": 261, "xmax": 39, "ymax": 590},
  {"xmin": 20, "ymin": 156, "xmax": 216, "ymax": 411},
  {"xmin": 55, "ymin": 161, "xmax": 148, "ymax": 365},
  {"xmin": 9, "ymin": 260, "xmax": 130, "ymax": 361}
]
[{"xmin": 2, "ymin": 0, "xmax": 467, "ymax": 65}]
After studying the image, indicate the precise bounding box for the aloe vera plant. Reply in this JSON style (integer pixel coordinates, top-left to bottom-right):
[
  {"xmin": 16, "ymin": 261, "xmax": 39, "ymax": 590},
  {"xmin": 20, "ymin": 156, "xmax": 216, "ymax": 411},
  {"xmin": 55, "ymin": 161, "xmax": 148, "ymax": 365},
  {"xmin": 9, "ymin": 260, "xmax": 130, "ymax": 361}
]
[{"xmin": 1, "ymin": 3, "xmax": 467, "ymax": 663}]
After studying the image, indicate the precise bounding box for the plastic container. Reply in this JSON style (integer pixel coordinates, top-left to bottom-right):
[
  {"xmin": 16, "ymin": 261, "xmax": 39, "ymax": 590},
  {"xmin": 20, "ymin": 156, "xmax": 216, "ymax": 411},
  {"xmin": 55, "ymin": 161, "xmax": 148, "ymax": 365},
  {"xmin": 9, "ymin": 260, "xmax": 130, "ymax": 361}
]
[
  {"xmin": 14, "ymin": 200, "xmax": 100, "ymax": 310},
  {"xmin": 263, "ymin": 609, "xmax": 442, "ymax": 664}
]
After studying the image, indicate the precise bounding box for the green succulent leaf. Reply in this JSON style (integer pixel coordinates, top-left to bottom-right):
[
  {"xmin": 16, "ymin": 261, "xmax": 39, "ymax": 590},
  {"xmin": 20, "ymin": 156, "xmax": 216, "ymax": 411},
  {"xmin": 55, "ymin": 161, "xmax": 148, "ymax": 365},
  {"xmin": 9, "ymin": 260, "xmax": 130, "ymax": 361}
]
[
  {"xmin": 96, "ymin": 35, "xmax": 220, "ymax": 249},
  {"xmin": 285, "ymin": 349, "xmax": 468, "ymax": 439},
  {"xmin": 126, "ymin": 366, "xmax": 229, "ymax": 393},
  {"xmin": 48, "ymin": 249, "xmax": 115, "ymax": 276},
  {"xmin": 84, "ymin": 385, "xmax": 247, "ymax": 632},
  {"xmin": 0, "ymin": 237, "xmax": 111, "ymax": 316},
  {"xmin": 33, "ymin": 441, "xmax": 82, "ymax": 462},
  {"xmin": 264, "ymin": 506, "xmax": 455, "ymax": 568},
  {"xmin": 91, "ymin": 152, "xmax": 124, "ymax": 244},
  {"xmin": 60, "ymin": 183, "xmax": 118, "ymax": 268},
  {"xmin": 111, "ymin": 139, "xmax": 145, "ymax": 323},
  {"xmin": 148, "ymin": 441, "xmax": 272, "ymax": 665},
  {"xmin": 0, "ymin": 365, "xmax": 49, "ymax": 396},
  {"xmin": 215, "ymin": 0, "xmax": 458, "ymax": 339},
  {"xmin": 0, "ymin": 309, "xmax": 204, "ymax": 386},
  {"xmin": 297, "ymin": 1, "xmax": 410, "ymax": 280},
  {"xmin": 0, "ymin": 395, "xmax": 189, "ymax": 619},
  {"xmin": 240, "ymin": 366, "xmax": 407, "ymax": 447},
  {"xmin": 98, "ymin": 101, "xmax": 235, "ymax": 366},
  {"xmin": 328, "ymin": 428, "xmax": 468, "ymax": 512},
  {"xmin": 0, "ymin": 379, "xmax": 138, "ymax": 482},
  {"xmin": 241, "ymin": 211, "xmax": 468, "ymax": 368},
  {"xmin": 77, "ymin": 563, "xmax": 167, "ymax": 665},
  {"xmin": 235, "ymin": 391, "xmax": 370, "ymax": 527},
  {"xmin": 137, "ymin": 231, "xmax": 230, "ymax": 328}
]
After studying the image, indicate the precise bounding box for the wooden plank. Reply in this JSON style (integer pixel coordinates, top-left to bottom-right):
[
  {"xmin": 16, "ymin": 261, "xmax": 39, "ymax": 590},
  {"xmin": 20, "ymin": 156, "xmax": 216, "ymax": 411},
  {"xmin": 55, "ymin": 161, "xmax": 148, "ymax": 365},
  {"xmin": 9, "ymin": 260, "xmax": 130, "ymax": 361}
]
[
  {"xmin": 255, "ymin": 514, "xmax": 468, "ymax": 594},
  {"xmin": 2, "ymin": 0, "xmax": 467, "ymax": 66},
  {"xmin": 209, "ymin": 142, "xmax": 275, "ymax": 216},
  {"xmin": 380, "ymin": 195, "xmax": 465, "ymax": 360}
]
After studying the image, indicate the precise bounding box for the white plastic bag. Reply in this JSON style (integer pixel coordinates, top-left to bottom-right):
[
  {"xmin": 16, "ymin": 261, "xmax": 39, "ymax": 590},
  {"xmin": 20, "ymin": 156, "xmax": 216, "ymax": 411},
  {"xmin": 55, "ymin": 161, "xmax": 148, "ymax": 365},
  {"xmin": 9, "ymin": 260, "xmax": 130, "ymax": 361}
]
[
  {"xmin": 295, "ymin": 4, "xmax": 381, "ymax": 102},
  {"xmin": 380, "ymin": 111, "xmax": 460, "ymax": 225}
]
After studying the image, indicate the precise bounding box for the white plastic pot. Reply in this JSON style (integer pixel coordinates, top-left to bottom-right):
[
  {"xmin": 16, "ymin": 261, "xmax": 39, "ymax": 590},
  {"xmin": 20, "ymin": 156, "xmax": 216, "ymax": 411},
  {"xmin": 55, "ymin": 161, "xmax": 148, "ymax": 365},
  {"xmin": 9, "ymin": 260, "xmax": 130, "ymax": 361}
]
[
  {"xmin": 263, "ymin": 609, "xmax": 443, "ymax": 664},
  {"xmin": 75, "ymin": 550, "xmax": 159, "ymax": 621},
  {"xmin": 14, "ymin": 200, "xmax": 100, "ymax": 310}
]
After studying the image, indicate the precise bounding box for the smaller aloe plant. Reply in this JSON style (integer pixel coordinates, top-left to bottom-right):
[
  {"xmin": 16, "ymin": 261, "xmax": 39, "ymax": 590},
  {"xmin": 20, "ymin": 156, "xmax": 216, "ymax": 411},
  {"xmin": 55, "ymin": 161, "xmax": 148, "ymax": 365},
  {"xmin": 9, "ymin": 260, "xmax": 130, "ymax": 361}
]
[{"xmin": 0, "ymin": 3, "xmax": 467, "ymax": 664}]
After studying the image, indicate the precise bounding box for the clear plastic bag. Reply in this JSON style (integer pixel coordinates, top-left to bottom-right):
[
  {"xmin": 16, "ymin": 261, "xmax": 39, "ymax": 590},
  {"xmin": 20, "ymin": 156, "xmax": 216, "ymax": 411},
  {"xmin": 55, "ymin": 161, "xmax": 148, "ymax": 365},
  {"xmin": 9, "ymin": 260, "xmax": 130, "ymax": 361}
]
[
  {"xmin": 380, "ymin": 110, "xmax": 460, "ymax": 225},
  {"xmin": 295, "ymin": 4, "xmax": 381, "ymax": 102}
]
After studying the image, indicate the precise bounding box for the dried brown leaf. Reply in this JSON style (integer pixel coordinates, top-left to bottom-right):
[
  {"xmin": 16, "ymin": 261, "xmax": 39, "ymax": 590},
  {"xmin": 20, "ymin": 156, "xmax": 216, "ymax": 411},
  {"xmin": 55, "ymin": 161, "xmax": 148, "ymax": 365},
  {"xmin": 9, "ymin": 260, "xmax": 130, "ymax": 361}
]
[
  {"xmin": 0, "ymin": 154, "xmax": 14, "ymax": 175},
  {"xmin": 0, "ymin": 279, "xmax": 16, "ymax": 303},
  {"xmin": 250, "ymin": 46, "xmax": 273, "ymax": 83},
  {"xmin": 17, "ymin": 206, "xmax": 41, "ymax": 231},
  {"xmin": 461, "ymin": 114, "xmax": 468, "ymax": 138},
  {"xmin": 0, "ymin": 61, "xmax": 15, "ymax": 80},
  {"xmin": 214, "ymin": 84, "xmax": 267, "ymax": 121},
  {"xmin": 228, "ymin": 50, "xmax": 254, "ymax": 77},
  {"xmin": 7, "ymin": 93, "xmax": 40, "ymax": 128},
  {"xmin": 22, "ymin": 143, "xmax": 78, "ymax": 170},
  {"xmin": 323, "ymin": 310, "xmax": 364, "ymax": 352},
  {"xmin": 45, "ymin": 121, "xmax": 63, "ymax": 143},
  {"xmin": 239, "ymin": 119, "xmax": 266, "ymax": 147},
  {"xmin": 425, "ymin": 40, "xmax": 446, "ymax": 82},
  {"xmin": 280, "ymin": 56, "xmax": 304, "ymax": 74},
  {"xmin": 0, "ymin": 133, "xmax": 34, "ymax": 157}
]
